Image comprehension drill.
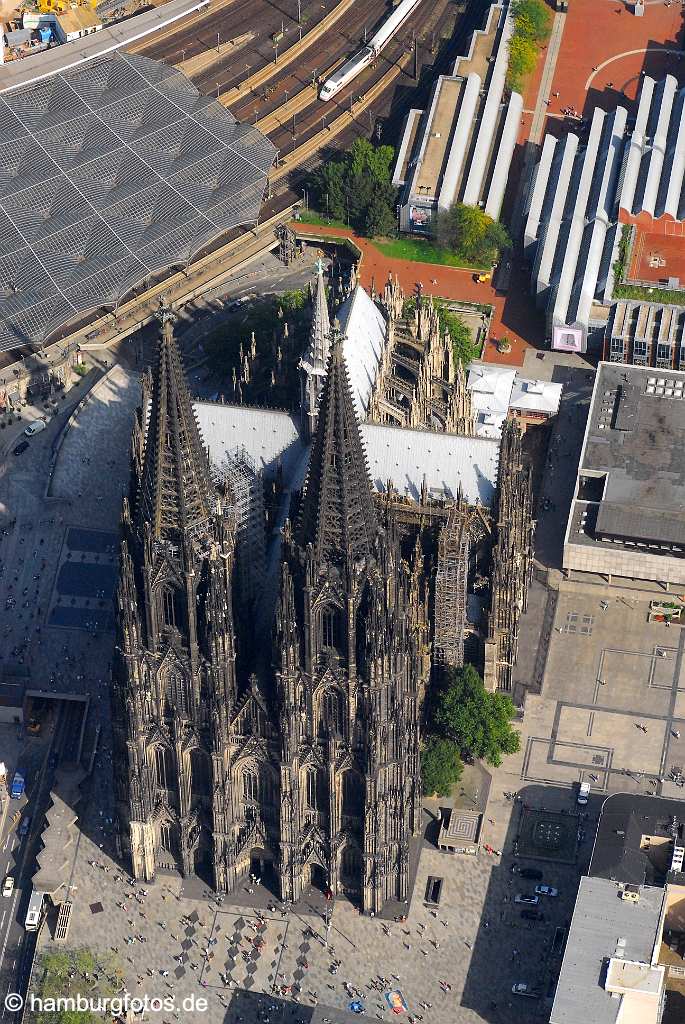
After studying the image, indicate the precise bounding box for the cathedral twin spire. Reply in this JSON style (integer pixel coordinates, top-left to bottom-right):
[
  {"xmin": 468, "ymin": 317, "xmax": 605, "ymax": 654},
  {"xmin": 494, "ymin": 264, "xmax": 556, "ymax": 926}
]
[
  {"xmin": 297, "ymin": 322, "xmax": 379, "ymax": 566},
  {"xmin": 136, "ymin": 307, "xmax": 212, "ymax": 543}
]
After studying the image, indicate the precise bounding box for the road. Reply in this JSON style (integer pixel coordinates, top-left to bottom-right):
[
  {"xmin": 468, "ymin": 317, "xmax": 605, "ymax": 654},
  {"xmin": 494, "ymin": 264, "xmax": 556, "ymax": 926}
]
[{"xmin": 0, "ymin": 721, "xmax": 61, "ymax": 1021}]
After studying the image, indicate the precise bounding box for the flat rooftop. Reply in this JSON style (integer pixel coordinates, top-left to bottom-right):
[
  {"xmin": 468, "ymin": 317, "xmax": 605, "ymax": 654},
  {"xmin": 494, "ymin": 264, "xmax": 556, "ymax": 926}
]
[
  {"xmin": 590, "ymin": 792, "xmax": 685, "ymax": 887},
  {"xmin": 628, "ymin": 228, "xmax": 685, "ymax": 287},
  {"xmin": 568, "ymin": 362, "xmax": 685, "ymax": 553},
  {"xmin": 550, "ymin": 876, "xmax": 664, "ymax": 1024}
]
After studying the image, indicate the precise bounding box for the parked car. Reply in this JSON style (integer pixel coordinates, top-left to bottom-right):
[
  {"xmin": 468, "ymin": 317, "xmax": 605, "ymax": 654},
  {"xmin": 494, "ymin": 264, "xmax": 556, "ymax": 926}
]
[
  {"xmin": 511, "ymin": 983, "xmax": 539, "ymax": 998},
  {"xmin": 13, "ymin": 441, "xmax": 29, "ymax": 456},
  {"xmin": 514, "ymin": 894, "xmax": 539, "ymax": 905},
  {"xmin": 535, "ymin": 885, "xmax": 559, "ymax": 897},
  {"xmin": 24, "ymin": 420, "xmax": 46, "ymax": 437},
  {"xmin": 18, "ymin": 816, "xmax": 30, "ymax": 837},
  {"xmin": 515, "ymin": 867, "xmax": 543, "ymax": 880},
  {"xmin": 521, "ymin": 909, "xmax": 545, "ymax": 921},
  {"xmin": 2, "ymin": 877, "xmax": 14, "ymax": 898},
  {"xmin": 10, "ymin": 771, "xmax": 25, "ymax": 799},
  {"xmin": 577, "ymin": 781, "xmax": 591, "ymax": 805},
  {"xmin": 228, "ymin": 295, "xmax": 250, "ymax": 312}
]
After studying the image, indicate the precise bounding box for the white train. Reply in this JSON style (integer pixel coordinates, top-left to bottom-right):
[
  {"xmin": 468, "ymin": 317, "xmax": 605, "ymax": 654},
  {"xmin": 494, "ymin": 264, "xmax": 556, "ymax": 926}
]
[{"xmin": 319, "ymin": 0, "xmax": 423, "ymax": 102}]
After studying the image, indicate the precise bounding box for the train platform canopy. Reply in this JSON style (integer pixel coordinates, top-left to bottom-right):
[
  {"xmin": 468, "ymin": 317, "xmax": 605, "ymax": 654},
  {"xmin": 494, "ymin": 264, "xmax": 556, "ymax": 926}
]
[
  {"xmin": 394, "ymin": 3, "xmax": 522, "ymax": 232},
  {"xmin": 524, "ymin": 74, "xmax": 685, "ymax": 348},
  {"xmin": 0, "ymin": 51, "xmax": 276, "ymax": 352}
]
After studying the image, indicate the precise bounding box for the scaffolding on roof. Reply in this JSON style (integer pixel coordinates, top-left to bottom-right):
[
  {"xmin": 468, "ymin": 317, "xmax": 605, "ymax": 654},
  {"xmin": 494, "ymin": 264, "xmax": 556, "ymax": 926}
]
[
  {"xmin": 433, "ymin": 500, "xmax": 471, "ymax": 670},
  {"xmin": 219, "ymin": 446, "xmax": 266, "ymax": 610}
]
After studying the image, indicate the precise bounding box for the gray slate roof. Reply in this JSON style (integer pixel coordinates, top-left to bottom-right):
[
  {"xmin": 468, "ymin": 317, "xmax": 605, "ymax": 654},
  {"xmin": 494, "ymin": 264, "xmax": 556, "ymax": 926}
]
[
  {"xmin": 0, "ymin": 51, "xmax": 275, "ymax": 351},
  {"xmin": 194, "ymin": 402, "xmax": 500, "ymax": 509}
]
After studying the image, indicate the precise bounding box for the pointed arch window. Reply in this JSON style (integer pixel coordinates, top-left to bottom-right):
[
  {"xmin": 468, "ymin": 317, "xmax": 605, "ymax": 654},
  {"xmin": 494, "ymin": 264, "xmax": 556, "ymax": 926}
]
[
  {"xmin": 306, "ymin": 769, "xmax": 317, "ymax": 809},
  {"xmin": 167, "ymin": 670, "xmax": 187, "ymax": 715},
  {"xmin": 321, "ymin": 689, "xmax": 343, "ymax": 735},
  {"xmin": 342, "ymin": 769, "xmax": 363, "ymax": 816},
  {"xmin": 153, "ymin": 745, "xmax": 172, "ymax": 791},
  {"xmin": 162, "ymin": 586, "xmax": 176, "ymax": 628},
  {"xmin": 242, "ymin": 769, "xmax": 258, "ymax": 803},
  {"xmin": 321, "ymin": 607, "xmax": 341, "ymax": 650}
]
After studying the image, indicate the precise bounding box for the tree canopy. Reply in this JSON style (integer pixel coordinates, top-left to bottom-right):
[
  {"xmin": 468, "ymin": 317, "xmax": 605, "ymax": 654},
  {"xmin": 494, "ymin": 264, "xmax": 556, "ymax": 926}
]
[
  {"xmin": 33, "ymin": 948, "xmax": 124, "ymax": 1024},
  {"xmin": 421, "ymin": 736, "xmax": 463, "ymax": 797},
  {"xmin": 510, "ymin": 0, "xmax": 552, "ymax": 42},
  {"xmin": 433, "ymin": 664, "xmax": 520, "ymax": 768},
  {"xmin": 310, "ymin": 138, "xmax": 397, "ymax": 236},
  {"xmin": 433, "ymin": 202, "xmax": 510, "ymax": 265},
  {"xmin": 507, "ymin": 0, "xmax": 551, "ymax": 92}
]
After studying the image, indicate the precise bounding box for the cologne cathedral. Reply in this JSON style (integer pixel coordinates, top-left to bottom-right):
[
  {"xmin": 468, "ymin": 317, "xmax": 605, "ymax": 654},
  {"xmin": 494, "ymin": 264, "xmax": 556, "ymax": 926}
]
[
  {"xmin": 112, "ymin": 266, "xmax": 534, "ymax": 911},
  {"xmin": 112, "ymin": 307, "xmax": 423, "ymax": 911}
]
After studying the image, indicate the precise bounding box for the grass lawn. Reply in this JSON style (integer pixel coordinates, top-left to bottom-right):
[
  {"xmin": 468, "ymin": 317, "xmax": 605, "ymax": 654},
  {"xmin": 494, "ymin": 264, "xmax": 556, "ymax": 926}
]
[
  {"xmin": 297, "ymin": 210, "xmax": 349, "ymax": 230},
  {"xmin": 373, "ymin": 236, "xmax": 487, "ymax": 271},
  {"xmin": 615, "ymin": 283, "xmax": 685, "ymax": 307}
]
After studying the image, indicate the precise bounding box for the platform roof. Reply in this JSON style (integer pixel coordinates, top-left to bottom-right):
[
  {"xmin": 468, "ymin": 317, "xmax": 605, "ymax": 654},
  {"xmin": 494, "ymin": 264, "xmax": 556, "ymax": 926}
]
[{"xmin": 0, "ymin": 51, "xmax": 276, "ymax": 351}]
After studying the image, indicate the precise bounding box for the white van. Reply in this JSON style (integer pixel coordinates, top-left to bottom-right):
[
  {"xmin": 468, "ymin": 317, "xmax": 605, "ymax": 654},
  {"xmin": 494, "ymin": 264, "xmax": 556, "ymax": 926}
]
[
  {"xmin": 577, "ymin": 781, "xmax": 591, "ymax": 805},
  {"xmin": 24, "ymin": 420, "xmax": 47, "ymax": 437},
  {"xmin": 25, "ymin": 890, "xmax": 44, "ymax": 931}
]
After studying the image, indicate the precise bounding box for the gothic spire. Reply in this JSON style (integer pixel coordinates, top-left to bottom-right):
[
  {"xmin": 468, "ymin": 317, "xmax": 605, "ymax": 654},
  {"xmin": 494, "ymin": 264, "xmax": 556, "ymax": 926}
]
[
  {"xmin": 297, "ymin": 322, "xmax": 378, "ymax": 565},
  {"xmin": 137, "ymin": 306, "xmax": 212, "ymax": 542},
  {"xmin": 303, "ymin": 258, "xmax": 331, "ymax": 371}
]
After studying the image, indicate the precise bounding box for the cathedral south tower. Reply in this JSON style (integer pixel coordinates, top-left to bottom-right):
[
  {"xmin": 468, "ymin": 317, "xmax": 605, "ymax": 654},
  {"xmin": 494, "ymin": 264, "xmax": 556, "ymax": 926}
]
[{"xmin": 274, "ymin": 326, "xmax": 422, "ymax": 913}]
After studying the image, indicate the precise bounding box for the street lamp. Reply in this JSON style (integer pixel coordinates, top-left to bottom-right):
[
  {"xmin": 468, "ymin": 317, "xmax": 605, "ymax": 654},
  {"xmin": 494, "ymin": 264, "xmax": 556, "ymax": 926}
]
[
  {"xmin": 216, "ymin": 31, "xmax": 220, "ymax": 52},
  {"xmin": 216, "ymin": 81, "xmax": 221, "ymax": 98},
  {"xmin": 324, "ymin": 887, "xmax": 333, "ymax": 949},
  {"xmin": 297, "ymin": 0, "xmax": 301, "ymax": 22}
]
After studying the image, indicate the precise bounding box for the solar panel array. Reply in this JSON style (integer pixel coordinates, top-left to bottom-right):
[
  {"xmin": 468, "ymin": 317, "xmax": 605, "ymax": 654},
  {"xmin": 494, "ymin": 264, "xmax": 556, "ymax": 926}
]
[{"xmin": 0, "ymin": 51, "xmax": 277, "ymax": 351}]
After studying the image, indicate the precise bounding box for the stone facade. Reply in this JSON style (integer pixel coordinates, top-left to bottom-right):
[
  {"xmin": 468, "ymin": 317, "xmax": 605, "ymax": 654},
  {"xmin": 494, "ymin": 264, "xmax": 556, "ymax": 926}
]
[{"xmin": 113, "ymin": 310, "xmax": 424, "ymax": 911}]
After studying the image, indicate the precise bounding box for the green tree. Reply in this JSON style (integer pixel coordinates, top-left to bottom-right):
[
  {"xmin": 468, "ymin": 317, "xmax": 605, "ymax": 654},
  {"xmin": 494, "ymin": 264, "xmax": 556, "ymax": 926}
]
[
  {"xmin": 434, "ymin": 202, "xmax": 510, "ymax": 265},
  {"xmin": 483, "ymin": 219, "xmax": 511, "ymax": 256},
  {"xmin": 364, "ymin": 189, "xmax": 397, "ymax": 237},
  {"xmin": 309, "ymin": 138, "xmax": 398, "ymax": 236},
  {"xmin": 435, "ymin": 664, "xmax": 520, "ymax": 768},
  {"xmin": 421, "ymin": 736, "xmax": 463, "ymax": 797},
  {"xmin": 314, "ymin": 160, "xmax": 346, "ymax": 221},
  {"xmin": 507, "ymin": 35, "xmax": 537, "ymax": 92},
  {"xmin": 510, "ymin": 0, "xmax": 552, "ymax": 42},
  {"xmin": 444, "ymin": 309, "xmax": 479, "ymax": 366}
]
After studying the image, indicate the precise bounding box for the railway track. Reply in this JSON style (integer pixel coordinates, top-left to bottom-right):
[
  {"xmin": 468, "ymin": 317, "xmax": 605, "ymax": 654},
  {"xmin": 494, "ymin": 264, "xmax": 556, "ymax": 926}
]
[
  {"xmin": 270, "ymin": 48, "xmax": 412, "ymax": 180},
  {"xmin": 34, "ymin": 0, "xmax": 475, "ymax": 364}
]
